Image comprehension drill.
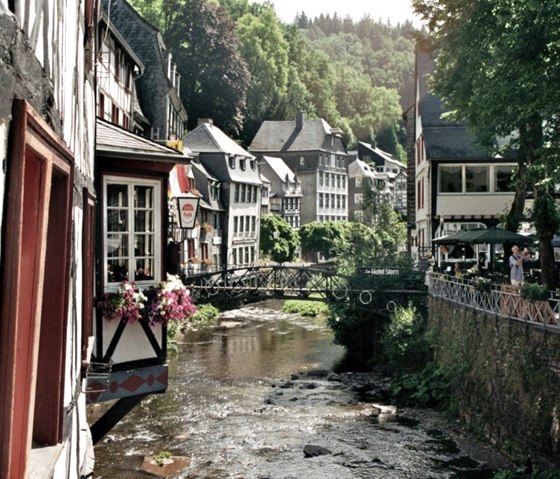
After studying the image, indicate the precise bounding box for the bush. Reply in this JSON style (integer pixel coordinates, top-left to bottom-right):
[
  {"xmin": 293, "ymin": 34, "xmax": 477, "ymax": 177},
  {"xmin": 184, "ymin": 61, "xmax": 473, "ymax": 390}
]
[
  {"xmin": 188, "ymin": 304, "xmax": 220, "ymax": 328},
  {"xmin": 520, "ymin": 283, "xmax": 548, "ymax": 302},
  {"xmin": 281, "ymin": 300, "xmax": 330, "ymax": 317},
  {"xmin": 383, "ymin": 303, "xmax": 431, "ymax": 372}
]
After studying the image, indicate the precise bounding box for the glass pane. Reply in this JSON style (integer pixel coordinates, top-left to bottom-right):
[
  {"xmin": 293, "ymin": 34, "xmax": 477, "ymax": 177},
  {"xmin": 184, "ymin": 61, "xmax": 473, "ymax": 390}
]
[
  {"xmin": 135, "ymin": 258, "xmax": 154, "ymax": 280},
  {"xmin": 440, "ymin": 166, "xmax": 462, "ymax": 193},
  {"xmin": 135, "ymin": 185, "xmax": 154, "ymax": 208},
  {"xmin": 135, "ymin": 234, "xmax": 154, "ymax": 257},
  {"xmin": 107, "ymin": 259, "xmax": 129, "ymax": 283},
  {"xmin": 107, "ymin": 184, "xmax": 128, "ymax": 207},
  {"xmin": 495, "ymin": 165, "xmax": 517, "ymax": 192},
  {"xmin": 134, "ymin": 210, "xmax": 153, "ymax": 233},
  {"xmin": 107, "ymin": 209, "xmax": 128, "ymax": 232},
  {"xmin": 107, "ymin": 234, "xmax": 128, "ymax": 258},
  {"xmin": 466, "ymin": 166, "xmax": 489, "ymax": 192}
]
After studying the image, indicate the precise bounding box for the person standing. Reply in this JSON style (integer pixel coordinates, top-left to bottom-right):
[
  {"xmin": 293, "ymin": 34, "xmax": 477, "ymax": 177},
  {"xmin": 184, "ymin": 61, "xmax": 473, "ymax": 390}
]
[{"xmin": 509, "ymin": 245, "xmax": 528, "ymax": 286}]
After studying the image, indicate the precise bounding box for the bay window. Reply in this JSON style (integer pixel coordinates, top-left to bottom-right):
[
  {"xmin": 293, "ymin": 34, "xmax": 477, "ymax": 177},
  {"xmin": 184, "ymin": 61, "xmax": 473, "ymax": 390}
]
[{"xmin": 103, "ymin": 177, "xmax": 161, "ymax": 287}]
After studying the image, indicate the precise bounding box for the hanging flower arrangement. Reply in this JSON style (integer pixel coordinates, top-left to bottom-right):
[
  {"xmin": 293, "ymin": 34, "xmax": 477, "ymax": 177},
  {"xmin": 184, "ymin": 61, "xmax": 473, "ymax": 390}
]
[
  {"xmin": 147, "ymin": 275, "xmax": 196, "ymax": 326},
  {"xmin": 95, "ymin": 281, "xmax": 147, "ymax": 323},
  {"xmin": 95, "ymin": 276, "xmax": 196, "ymax": 326}
]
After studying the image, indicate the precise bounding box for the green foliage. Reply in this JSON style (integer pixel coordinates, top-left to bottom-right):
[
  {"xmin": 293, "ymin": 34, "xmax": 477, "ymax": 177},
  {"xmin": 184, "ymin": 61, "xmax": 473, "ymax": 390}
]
[
  {"xmin": 299, "ymin": 221, "xmax": 346, "ymax": 259},
  {"xmin": 188, "ymin": 304, "xmax": 220, "ymax": 328},
  {"xmin": 383, "ymin": 304, "xmax": 431, "ymax": 372},
  {"xmin": 259, "ymin": 214, "xmax": 300, "ymax": 263},
  {"xmin": 281, "ymin": 300, "xmax": 330, "ymax": 317},
  {"xmin": 236, "ymin": 9, "xmax": 291, "ymax": 142},
  {"xmin": 520, "ymin": 283, "xmax": 548, "ymax": 302},
  {"xmin": 165, "ymin": 0, "xmax": 250, "ymax": 136},
  {"xmin": 326, "ymin": 301, "xmax": 381, "ymax": 364},
  {"xmin": 334, "ymin": 208, "xmax": 407, "ymax": 275},
  {"xmin": 390, "ymin": 362, "xmax": 452, "ymax": 408},
  {"xmin": 152, "ymin": 450, "xmax": 173, "ymax": 467}
]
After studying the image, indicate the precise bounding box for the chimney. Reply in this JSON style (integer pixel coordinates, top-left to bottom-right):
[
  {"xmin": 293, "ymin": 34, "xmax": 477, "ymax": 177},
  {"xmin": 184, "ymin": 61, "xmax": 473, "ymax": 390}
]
[
  {"xmin": 198, "ymin": 118, "xmax": 213, "ymax": 127},
  {"xmin": 296, "ymin": 111, "xmax": 305, "ymax": 130}
]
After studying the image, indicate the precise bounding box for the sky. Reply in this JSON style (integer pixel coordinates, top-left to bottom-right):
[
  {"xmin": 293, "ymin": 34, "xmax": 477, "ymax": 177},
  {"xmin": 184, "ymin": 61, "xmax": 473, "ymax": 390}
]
[{"xmin": 253, "ymin": 0, "xmax": 423, "ymax": 27}]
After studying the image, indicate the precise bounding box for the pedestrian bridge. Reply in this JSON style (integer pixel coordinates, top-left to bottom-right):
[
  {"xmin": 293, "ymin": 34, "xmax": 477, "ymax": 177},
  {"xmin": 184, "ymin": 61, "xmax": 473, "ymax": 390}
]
[{"xmin": 181, "ymin": 265, "xmax": 427, "ymax": 305}]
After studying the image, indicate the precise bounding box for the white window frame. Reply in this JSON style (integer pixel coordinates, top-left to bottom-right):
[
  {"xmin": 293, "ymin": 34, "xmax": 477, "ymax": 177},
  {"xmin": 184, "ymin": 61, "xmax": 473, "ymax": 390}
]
[{"xmin": 103, "ymin": 176, "xmax": 162, "ymax": 290}]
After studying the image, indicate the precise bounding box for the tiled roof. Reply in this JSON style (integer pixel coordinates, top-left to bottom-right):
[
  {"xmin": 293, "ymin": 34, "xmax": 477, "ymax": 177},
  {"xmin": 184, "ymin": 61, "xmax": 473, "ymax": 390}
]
[{"xmin": 96, "ymin": 119, "xmax": 187, "ymax": 162}]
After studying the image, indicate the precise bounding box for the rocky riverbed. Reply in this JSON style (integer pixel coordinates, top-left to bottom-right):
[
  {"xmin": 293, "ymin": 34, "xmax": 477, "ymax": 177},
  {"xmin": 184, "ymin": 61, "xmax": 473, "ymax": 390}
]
[{"xmin": 92, "ymin": 303, "xmax": 513, "ymax": 478}]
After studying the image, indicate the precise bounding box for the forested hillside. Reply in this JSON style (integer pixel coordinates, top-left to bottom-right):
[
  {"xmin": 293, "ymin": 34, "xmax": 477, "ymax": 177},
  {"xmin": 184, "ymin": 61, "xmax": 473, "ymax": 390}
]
[{"xmin": 126, "ymin": 0, "xmax": 417, "ymax": 159}]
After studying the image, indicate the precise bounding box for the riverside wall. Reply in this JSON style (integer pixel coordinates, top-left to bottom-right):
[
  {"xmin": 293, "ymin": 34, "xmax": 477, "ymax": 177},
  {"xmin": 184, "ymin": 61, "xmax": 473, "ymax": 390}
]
[{"xmin": 429, "ymin": 297, "xmax": 560, "ymax": 467}]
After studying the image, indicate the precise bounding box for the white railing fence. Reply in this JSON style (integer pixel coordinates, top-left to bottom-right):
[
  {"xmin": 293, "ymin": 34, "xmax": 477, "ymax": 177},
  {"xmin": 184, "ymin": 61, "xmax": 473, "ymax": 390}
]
[{"xmin": 427, "ymin": 272, "xmax": 560, "ymax": 331}]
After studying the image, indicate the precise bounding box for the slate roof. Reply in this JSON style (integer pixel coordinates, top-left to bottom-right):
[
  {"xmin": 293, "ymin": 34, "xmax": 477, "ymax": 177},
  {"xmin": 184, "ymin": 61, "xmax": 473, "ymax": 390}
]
[
  {"xmin": 348, "ymin": 159, "xmax": 378, "ymax": 179},
  {"xmin": 260, "ymin": 156, "xmax": 297, "ymax": 183},
  {"xmin": 185, "ymin": 122, "xmax": 262, "ymax": 186},
  {"xmin": 96, "ymin": 119, "xmax": 187, "ymax": 162},
  {"xmin": 357, "ymin": 141, "xmax": 406, "ymax": 169},
  {"xmin": 250, "ymin": 118, "xmax": 346, "ymax": 154},
  {"xmin": 185, "ymin": 122, "xmax": 253, "ymax": 158}
]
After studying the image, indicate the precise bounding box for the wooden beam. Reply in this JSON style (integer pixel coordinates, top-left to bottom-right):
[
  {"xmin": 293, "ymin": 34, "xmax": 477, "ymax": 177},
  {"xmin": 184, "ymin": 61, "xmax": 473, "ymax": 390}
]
[{"xmin": 90, "ymin": 394, "xmax": 148, "ymax": 444}]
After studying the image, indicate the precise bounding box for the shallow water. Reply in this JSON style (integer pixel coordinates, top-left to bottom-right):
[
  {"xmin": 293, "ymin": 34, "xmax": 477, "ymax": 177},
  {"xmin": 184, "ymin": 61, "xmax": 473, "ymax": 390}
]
[{"xmin": 92, "ymin": 301, "xmax": 511, "ymax": 478}]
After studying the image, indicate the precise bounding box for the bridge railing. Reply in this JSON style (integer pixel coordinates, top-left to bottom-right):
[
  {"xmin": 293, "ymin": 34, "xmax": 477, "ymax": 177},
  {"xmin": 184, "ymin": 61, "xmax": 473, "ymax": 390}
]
[{"xmin": 427, "ymin": 272, "xmax": 560, "ymax": 331}]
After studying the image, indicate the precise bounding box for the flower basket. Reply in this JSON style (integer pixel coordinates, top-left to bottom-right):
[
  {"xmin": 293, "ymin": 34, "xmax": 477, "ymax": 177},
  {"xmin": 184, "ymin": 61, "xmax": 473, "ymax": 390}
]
[
  {"xmin": 95, "ymin": 276, "xmax": 196, "ymax": 326},
  {"xmin": 474, "ymin": 277, "xmax": 492, "ymax": 293},
  {"xmin": 147, "ymin": 275, "xmax": 196, "ymax": 326},
  {"xmin": 95, "ymin": 281, "xmax": 147, "ymax": 323}
]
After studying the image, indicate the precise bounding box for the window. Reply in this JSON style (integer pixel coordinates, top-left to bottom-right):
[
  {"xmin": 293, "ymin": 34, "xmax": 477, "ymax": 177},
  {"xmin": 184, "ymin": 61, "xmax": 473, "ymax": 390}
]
[
  {"xmin": 234, "ymin": 216, "xmax": 238, "ymax": 234},
  {"xmin": 229, "ymin": 156, "xmax": 236, "ymax": 169},
  {"xmin": 250, "ymin": 160, "xmax": 256, "ymax": 170},
  {"xmin": 300, "ymin": 156, "xmax": 305, "ymax": 166},
  {"xmin": 466, "ymin": 165, "xmax": 489, "ymax": 192},
  {"xmin": 104, "ymin": 177, "xmax": 161, "ymax": 286},
  {"xmin": 439, "ymin": 165, "xmax": 462, "ymax": 193},
  {"xmin": 241, "ymin": 184, "xmax": 246, "ymax": 203},
  {"xmin": 319, "ymin": 171, "xmax": 323, "ymax": 186},
  {"xmin": 235, "ymin": 184, "xmax": 240, "ymax": 203},
  {"xmin": 319, "ymin": 193, "xmax": 324, "ymax": 208},
  {"xmin": 355, "ymin": 193, "xmax": 363, "ymax": 204},
  {"xmin": 240, "ymin": 159, "xmax": 246, "ymax": 171},
  {"xmin": 495, "ymin": 164, "xmax": 517, "ymax": 192},
  {"xmin": 355, "ymin": 210, "xmax": 363, "ymax": 221},
  {"xmin": 356, "ymin": 177, "xmax": 362, "ymax": 188}
]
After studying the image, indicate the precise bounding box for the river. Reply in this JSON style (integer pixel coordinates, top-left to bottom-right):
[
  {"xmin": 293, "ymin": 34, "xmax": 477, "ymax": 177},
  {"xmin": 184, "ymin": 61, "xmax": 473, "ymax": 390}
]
[{"xmin": 91, "ymin": 300, "xmax": 512, "ymax": 478}]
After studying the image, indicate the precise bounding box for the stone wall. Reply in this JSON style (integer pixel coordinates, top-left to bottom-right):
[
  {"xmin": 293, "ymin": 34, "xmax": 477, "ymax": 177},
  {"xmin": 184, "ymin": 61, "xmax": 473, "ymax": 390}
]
[{"xmin": 429, "ymin": 297, "xmax": 560, "ymax": 467}]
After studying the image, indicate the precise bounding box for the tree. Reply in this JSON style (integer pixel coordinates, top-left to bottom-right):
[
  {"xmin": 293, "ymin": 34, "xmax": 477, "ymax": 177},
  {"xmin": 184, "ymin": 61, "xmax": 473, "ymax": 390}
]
[
  {"xmin": 128, "ymin": 0, "xmax": 184, "ymax": 32},
  {"xmin": 299, "ymin": 221, "xmax": 346, "ymax": 261},
  {"xmin": 166, "ymin": 0, "xmax": 250, "ymax": 136},
  {"xmin": 236, "ymin": 8, "xmax": 291, "ymax": 142},
  {"xmin": 414, "ymin": 0, "xmax": 560, "ymax": 289},
  {"xmin": 259, "ymin": 215, "xmax": 300, "ymax": 263}
]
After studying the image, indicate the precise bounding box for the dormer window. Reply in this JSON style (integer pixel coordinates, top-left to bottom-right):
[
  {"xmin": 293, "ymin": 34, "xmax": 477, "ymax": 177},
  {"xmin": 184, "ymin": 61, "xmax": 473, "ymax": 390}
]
[
  {"xmin": 250, "ymin": 160, "xmax": 256, "ymax": 170},
  {"xmin": 240, "ymin": 159, "xmax": 246, "ymax": 171},
  {"xmin": 229, "ymin": 156, "xmax": 236, "ymax": 169}
]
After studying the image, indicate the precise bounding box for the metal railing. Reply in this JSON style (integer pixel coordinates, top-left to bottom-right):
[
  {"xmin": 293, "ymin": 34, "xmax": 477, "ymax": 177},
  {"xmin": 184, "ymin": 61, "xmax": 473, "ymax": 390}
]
[{"xmin": 427, "ymin": 272, "xmax": 560, "ymax": 331}]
